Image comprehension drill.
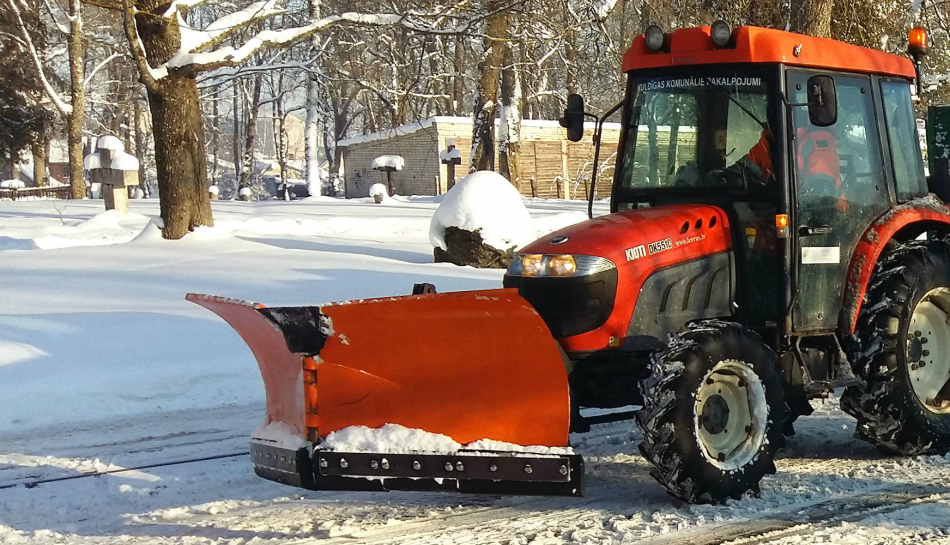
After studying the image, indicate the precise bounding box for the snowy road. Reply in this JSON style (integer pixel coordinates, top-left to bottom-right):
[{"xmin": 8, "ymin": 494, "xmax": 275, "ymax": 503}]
[
  {"xmin": 2, "ymin": 197, "xmax": 950, "ymax": 543},
  {"xmin": 2, "ymin": 400, "xmax": 950, "ymax": 543}
]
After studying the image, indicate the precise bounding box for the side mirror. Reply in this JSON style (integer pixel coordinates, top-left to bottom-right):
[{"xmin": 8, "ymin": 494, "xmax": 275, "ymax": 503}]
[
  {"xmin": 807, "ymin": 75, "xmax": 837, "ymax": 127},
  {"xmin": 559, "ymin": 94, "xmax": 585, "ymax": 142}
]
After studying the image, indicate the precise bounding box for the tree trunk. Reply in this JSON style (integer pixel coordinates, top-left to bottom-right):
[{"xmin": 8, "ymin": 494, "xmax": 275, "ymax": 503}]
[
  {"xmin": 232, "ymin": 83, "xmax": 242, "ymax": 190},
  {"xmin": 133, "ymin": 88, "xmax": 149, "ymax": 197},
  {"xmin": 32, "ymin": 140, "xmax": 47, "ymax": 187},
  {"xmin": 210, "ymin": 94, "xmax": 218, "ymax": 187},
  {"xmin": 276, "ymin": 95, "xmax": 289, "ymax": 197},
  {"xmin": 239, "ymin": 74, "xmax": 263, "ymax": 200},
  {"xmin": 67, "ymin": 0, "xmax": 85, "ymax": 199},
  {"xmin": 136, "ymin": 2, "xmax": 213, "ymax": 239},
  {"xmin": 469, "ymin": 0, "xmax": 509, "ymax": 172},
  {"xmin": 147, "ymin": 76, "xmax": 213, "ymax": 237},
  {"xmin": 498, "ymin": 43, "xmax": 521, "ymax": 184},
  {"xmin": 789, "ymin": 0, "xmax": 833, "ymax": 38},
  {"xmin": 453, "ymin": 35, "xmax": 465, "ymax": 116},
  {"xmin": 305, "ymin": 0, "xmax": 322, "ymax": 195}
]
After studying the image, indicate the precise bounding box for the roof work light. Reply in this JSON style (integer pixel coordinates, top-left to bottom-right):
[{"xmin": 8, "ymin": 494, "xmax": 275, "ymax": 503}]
[
  {"xmin": 645, "ymin": 25, "xmax": 665, "ymax": 51},
  {"xmin": 710, "ymin": 20, "xmax": 733, "ymax": 47}
]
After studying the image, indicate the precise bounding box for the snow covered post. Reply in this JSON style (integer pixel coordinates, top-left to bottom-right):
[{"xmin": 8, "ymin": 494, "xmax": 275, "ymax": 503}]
[
  {"xmin": 84, "ymin": 136, "xmax": 140, "ymax": 213},
  {"xmin": 429, "ymin": 171, "xmax": 537, "ymax": 268},
  {"xmin": 439, "ymin": 139, "xmax": 462, "ymax": 192},
  {"xmin": 371, "ymin": 155, "xmax": 405, "ymax": 196}
]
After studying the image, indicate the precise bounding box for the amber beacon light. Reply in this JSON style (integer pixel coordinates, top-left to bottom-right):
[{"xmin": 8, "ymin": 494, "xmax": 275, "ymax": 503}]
[{"xmin": 909, "ymin": 27, "xmax": 930, "ymax": 61}]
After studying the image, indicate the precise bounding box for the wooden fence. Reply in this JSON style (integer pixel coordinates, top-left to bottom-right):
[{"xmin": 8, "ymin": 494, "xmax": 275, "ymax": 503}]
[{"xmin": 0, "ymin": 186, "xmax": 72, "ymax": 201}]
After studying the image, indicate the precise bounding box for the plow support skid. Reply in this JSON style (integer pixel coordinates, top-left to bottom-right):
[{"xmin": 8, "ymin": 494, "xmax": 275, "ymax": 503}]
[{"xmin": 188, "ymin": 289, "xmax": 577, "ymax": 495}]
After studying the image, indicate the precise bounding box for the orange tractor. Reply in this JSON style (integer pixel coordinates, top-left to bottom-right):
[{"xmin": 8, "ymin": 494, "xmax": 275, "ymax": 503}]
[{"xmin": 191, "ymin": 23, "xmax": 950, "ymax": 503}]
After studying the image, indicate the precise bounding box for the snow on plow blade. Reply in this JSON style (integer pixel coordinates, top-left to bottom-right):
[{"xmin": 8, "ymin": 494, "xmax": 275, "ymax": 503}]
[{"xmin": 187, "ymin": 289, "xmax": 582, "ymax": 496}]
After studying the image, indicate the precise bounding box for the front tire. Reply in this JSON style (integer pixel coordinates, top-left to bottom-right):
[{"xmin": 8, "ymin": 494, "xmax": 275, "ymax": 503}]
[
  {"xmin": 843, "ymin": 240, "xmax": 950, "ymax": 455},
  {"xmin": 637, "ymin": 321, "xmax": 788, "ymax": 503}
]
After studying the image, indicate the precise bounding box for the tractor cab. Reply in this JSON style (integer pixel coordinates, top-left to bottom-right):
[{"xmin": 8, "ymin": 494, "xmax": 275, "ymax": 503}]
[{"xmin": 562, "ymin": 24, "xmax": 930, "ymax": 338}]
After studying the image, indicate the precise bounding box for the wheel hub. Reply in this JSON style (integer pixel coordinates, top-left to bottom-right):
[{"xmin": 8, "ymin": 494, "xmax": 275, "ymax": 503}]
[
  {"xmin": 908, "ymin": 288, "xmax": 950, "ymax": 414},
  {"xmin": 701, "ymin": 394, "xmax": 730, "ymax": 434},
  {"xmin": 693, "ymin": 360, "xmax": 768, "ymax": 470}
]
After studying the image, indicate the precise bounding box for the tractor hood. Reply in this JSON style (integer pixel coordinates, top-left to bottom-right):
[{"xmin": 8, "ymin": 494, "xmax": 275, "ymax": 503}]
[
  {"xmin": 522, "ymin": 204, "xmax": 732, "ymax": 266},
  {"xmin": 512, "ymin": 204, "xmax": 735, "ymax": 353}
]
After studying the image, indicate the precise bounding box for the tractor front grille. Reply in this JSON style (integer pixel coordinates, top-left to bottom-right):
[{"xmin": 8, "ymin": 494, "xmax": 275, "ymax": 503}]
[{"xmin": 503, "ymin": 269, "xmax": 618, "ymax": 338}]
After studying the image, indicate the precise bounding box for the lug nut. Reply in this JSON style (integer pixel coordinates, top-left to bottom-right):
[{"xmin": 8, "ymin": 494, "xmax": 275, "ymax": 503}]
[
  {"xmin": 456, "ymin": 462, "xmax": 465, "ymax": 472},
  {"xmin": 319, "ymin": 458, "xmax": 328, "ymax": 468},
  {"xmin": 340, "ymin": 458, "xmax": 348, "ymax": 469},
  {"xmin": 920, "ymin": 361, "xmax": 928, "ymax": 368},
  {"xmin": 559, "ymin": 465, "xmax": 568, "ymax": 475},
  {"xmin": 445, "ymin": 462, "xmax": 454, "ymax": 472},
  {"xmin": 915, "ymin": 331, "xmax": 922, "ymax": 337},
  {"xmin": 912, "ymin": 363, "xmax": 919, "ymax": 371},
  {"xmin": 370, "ymin": 460, "xmax": 379, "ymax": 470},
  {"xmin": 922, "ymin": 350, "xmax": 930, "ymax": 357},
  {"xmin": 921, "ymin": 337, "xmax": 929, "ymax": 344},
  {"xmin": 524, "ymin": 464, "xmax": 533, "ymax": 474},
  {"xmin": 489, "ymin": 464, "xmax": 498, "ymax": 472},
  {"xmin": 412, "ymin": 460, "xmax": 421, "ymax": 470},
  {"xmin": 381, "ymin": 458, "xmax": 390, "ymax": 470}
]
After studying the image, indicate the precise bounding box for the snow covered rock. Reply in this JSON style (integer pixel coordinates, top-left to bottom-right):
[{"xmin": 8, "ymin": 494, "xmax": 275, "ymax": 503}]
[
  {"xmin": 429, "ymin": 171, "xmax": 536, "ymax": 268},
  {"xmin": 368, "ymin": 183, "xmax": 389, "ymax": 203}
]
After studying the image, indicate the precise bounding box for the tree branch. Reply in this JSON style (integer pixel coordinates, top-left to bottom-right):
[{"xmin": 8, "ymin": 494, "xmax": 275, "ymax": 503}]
[{"xmin": 122, "ymin": 0, "xmax": 162, "ymax": 93}]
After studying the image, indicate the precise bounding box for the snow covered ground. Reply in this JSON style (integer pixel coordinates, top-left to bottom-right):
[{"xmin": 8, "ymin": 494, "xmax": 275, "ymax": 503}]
[{"xmin": 1, "ymin": 196, "xmax": 950, "ymax": 544}]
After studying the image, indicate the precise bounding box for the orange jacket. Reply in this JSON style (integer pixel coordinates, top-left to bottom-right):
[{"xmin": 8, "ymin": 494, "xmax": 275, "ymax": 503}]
[{"xmin": 796, "ymin": 127, "xmax": 847, "ymax": 211}]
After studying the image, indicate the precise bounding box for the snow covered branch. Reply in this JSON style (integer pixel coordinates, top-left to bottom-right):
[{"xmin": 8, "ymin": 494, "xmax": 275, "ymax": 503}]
[
  {"xmin": 121, "ymin": 0, "xmax": 161, "ymax": 92},
  {"xmin": 6, "ymin": 0, "xmax": 72, "ymax": 115}
]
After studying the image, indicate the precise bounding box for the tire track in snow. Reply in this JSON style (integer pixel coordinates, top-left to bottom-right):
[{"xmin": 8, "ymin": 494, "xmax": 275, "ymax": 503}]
[{"xmin": 637, "ymin": 479, "xmax": 950, "ymax": 545}]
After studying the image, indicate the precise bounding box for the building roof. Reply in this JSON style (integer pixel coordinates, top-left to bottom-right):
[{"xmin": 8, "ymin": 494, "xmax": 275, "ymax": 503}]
[
  {"xmin": 622, "ymin": 26, "xmax": 916, "ymax": 79},
  {"xmin": 337, "ymin": 117, "xmax": 621, "ymax": 148}
]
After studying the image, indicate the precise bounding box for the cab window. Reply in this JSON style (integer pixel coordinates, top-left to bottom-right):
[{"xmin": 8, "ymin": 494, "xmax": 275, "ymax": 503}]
[{"xmin": 880, "ymin": 81, "xmax": 927, "ymax": 201}]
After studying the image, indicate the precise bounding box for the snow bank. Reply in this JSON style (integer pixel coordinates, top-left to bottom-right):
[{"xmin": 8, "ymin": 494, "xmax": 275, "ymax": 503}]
[
  {"xmin": 321, "ymin": 423, "xmax": 573, "ymax": 455},
  {"xmin": 429, "ymin": 171, "xmax": 537, "ymax": 251},
  {"xmin": 370, "ymin": 155, "xmax": 405, "ymax": 171}
]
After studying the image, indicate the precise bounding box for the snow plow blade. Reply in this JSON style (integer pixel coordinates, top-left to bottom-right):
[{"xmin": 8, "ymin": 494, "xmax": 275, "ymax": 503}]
[{"xmin": 187, "ymin": 289, "xmax": 581, "ymax": 496}]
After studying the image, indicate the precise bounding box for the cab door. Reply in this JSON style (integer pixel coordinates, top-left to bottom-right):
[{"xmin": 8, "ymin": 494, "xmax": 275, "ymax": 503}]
[{"xmin": 788, "ymin": 71, "xmax": 890, "ymax": 331}]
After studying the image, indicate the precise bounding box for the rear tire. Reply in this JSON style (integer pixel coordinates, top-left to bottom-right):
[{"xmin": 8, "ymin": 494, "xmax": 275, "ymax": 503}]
[
  {"xmin": 843, "ymin": 240, "xmax": 950, "ymax": 455},
  {"xmin": 637, "ymin": 320, "xmax": 788, "ymax": 503}
]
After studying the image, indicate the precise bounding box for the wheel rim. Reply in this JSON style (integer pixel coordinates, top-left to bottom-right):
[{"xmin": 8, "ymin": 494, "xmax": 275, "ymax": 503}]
[
  {"xmin": 693, "ymin": 360, "xmax": 768, "ymax": 470},
  {"xmin": 907, "ymin": 288, "xmax": 950, "ymax": 414}
]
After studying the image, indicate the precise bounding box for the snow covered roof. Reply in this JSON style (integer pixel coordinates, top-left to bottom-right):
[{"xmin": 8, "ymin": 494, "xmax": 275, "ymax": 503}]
[{"xmin": 337, "ymin": 117, "xmax": 622, "ymax": 148}]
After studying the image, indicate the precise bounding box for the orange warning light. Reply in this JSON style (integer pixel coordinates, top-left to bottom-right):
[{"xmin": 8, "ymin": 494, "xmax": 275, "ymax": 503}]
[
  {"xmin": 775, "ymin": 214, "xmax": 789, "ymax": 239},
  {"xmin": 909, "ymin": 27, "xmax": 930, "ymax": 60}
]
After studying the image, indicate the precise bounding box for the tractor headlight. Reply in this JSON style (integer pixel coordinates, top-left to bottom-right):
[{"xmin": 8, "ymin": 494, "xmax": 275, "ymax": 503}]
[
  {"xmin": 507, "ymin": 254, "xmax": 614, "ymax": 277},
  {"xmin": 521, "ymin": 254, "xmax": 544, "ymax": 276},
  {"xmin": 547, "ymin": 255, "xmax": 577, "ymax": 276}
]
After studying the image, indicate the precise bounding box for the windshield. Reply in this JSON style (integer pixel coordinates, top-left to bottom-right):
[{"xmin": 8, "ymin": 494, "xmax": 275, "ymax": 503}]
[{"xmin": 618, "ymin": 71, "xmax": 774, "ymax": 192}]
